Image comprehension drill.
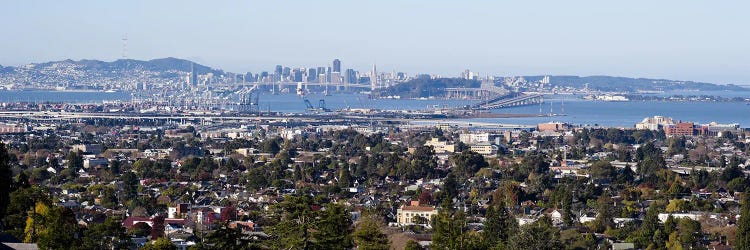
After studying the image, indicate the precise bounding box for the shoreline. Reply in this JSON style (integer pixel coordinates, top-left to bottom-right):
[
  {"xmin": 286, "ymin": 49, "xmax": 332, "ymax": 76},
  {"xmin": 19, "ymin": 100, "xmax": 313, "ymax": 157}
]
[{"xmin": 0, "ymin": 89, "xmax": 126, "ymax": 93}]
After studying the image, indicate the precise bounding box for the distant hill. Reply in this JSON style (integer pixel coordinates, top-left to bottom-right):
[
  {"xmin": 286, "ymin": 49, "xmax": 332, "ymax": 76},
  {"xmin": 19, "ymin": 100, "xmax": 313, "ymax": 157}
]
[
  {"xmin": 519, "ymin": 75, "xmax": 747, "ymax": 92},
  {"xmin": 32, "ymin": 57, "xmax": 224, "ymax": 76},
  {"xmin": 0, "ymin": 65, "xmax": 12, "ymax": 74},
  {"xmin": 378, "ymin": 75, "xmax": 746, "ymax": 98},
  {"xmin": 0, "ymin": 57, "xmax": 226, "ymax": 88},
  {"xmin": 375, "ymin": 78, "xmax": 481, "ymax": 98}
]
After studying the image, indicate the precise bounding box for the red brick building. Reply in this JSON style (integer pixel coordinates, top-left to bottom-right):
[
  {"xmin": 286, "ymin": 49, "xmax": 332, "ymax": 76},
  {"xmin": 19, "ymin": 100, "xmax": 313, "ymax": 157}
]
[{"xmin": 665, "ymin": 122, "xmax": 695, "ymax": 136}]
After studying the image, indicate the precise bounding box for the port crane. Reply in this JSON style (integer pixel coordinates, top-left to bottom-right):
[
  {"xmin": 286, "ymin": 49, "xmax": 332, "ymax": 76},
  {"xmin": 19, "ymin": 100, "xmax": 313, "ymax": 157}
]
[
  {"xmin": 237, "ymin": 84, "xmax": 260, "ymax": 113},
  {"xmin": 303, "ymin": 98, "xmax": 331, "ymax": 112}
]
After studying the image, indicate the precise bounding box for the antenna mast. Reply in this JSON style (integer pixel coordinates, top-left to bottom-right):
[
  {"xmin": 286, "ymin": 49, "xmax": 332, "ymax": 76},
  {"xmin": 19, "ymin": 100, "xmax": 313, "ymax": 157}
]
[{"xmin": 121, "ymin": 34, "xmax": 128, "ymax": 59}]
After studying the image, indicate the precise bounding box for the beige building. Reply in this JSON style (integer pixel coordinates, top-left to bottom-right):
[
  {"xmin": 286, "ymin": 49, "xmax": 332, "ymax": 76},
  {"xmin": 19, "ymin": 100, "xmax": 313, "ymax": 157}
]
[
  {"xmin": 537, "ymin": 122, "xmax": 570, "ymax": 132},
  {"xmin": 469, "ymin": 143, "xmax": 497, "ymax": 156},
  {"xmin": 635, "ymin": 116, "xmax": 674, "ymax": 130},
  {"xmin": 459, "ymin": 133, "xmax": 490, "ymax": 144},
  {"xmin": 424, "ymin": 138, "xmax": 455, "ymax": 154},
  {"xmin": 71, "ymin": 144, "xmax": 103, "ymax": 154},
  {"xmin": 396, "ymin": 201, "xmax": 439, "ymax": 226}
]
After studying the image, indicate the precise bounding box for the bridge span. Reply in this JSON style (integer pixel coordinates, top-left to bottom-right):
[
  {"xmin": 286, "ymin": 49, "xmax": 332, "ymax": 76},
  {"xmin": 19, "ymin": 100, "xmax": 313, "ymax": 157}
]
[{"xmin": 471, "ymin": 93, "xmax": 544, "ymax": 110}]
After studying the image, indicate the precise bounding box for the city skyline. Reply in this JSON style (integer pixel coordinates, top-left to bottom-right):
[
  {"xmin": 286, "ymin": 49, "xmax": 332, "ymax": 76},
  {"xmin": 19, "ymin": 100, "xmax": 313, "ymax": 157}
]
[{"xmin": 1, "ymin": 1, "xmax": 749, "ymax": 84}]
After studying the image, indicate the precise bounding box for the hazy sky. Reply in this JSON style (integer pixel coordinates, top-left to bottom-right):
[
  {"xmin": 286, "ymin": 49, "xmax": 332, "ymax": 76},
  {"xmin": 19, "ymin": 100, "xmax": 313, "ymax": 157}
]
[{"xmin": 1, "ymin": 1, "xmax": 749, "ymax": 84}]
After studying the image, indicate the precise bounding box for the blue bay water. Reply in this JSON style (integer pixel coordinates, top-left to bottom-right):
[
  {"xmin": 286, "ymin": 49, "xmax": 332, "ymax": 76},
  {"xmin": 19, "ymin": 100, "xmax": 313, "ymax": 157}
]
[{"xmin": 1, "ymin": 91, "xmax": 749, "ymax": 128}]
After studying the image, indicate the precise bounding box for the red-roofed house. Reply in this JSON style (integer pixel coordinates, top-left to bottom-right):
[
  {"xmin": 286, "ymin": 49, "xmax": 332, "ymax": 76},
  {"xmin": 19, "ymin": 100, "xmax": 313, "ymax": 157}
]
[{"xmin": 123, "ymin": 216, "xmax": 153, "ymax": 229}]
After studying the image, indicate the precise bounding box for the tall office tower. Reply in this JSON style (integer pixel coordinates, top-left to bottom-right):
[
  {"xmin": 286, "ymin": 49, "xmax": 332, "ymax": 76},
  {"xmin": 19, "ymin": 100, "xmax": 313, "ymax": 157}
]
[
  {"xmin": 275, "ymin": 65, "xmax": 283, "ymax": 75},
  {"xmin": 331, "ymin": 72, "xmax": 342, "ymax": 84},
  {"xmin": 190, "ymin": 63, "xmax": 198, "ymax": 86},
  {"xmin": 371, "ymin": 64, "xmax": 378, "ymax": 90},
  {"xmin": 332, "ymin": 59, "xmax": 341, "ymax": 73},
  {"xmin": 293, "ymin": 69, "xmax": 303, "ymax": 82},
  {"xmin": 344, "ymin": 69, "xmax": 357, "ymax": 84},
  {"xmin": 307, "ymin": 68, "xmax": 317, "ymax": 82},
  {"xmin": 275, "ymin": 65, "xmax": 283, "ymax": 81}
]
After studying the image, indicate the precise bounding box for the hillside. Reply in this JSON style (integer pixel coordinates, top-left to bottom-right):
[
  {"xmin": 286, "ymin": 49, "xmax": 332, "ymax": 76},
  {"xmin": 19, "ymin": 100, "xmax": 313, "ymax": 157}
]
[
  {"xmin": 0, "ymin": 58, "xmax": 225, "ymax": 88},
  {"xmin": 376, "ymin": 78, "xmax": 481, "ymax": 98},
  {"xmin": 519, "ymin": 75, "xmax": 747, "ymax": 92}
]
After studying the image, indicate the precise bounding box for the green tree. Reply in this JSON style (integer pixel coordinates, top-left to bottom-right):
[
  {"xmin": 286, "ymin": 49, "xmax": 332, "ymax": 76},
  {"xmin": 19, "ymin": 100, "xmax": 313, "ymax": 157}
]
[
  {"xmin": 404, "ymin": 240, "xmax": 425, "ymax": 250},
  {"xmin": 482, "ymin": 205, "xmax": 516, "ymax": 248},
  {"xmin": 338, "ymin": 166, "xmax": 352, "ymax": 189},
  {"xmin": 518, "ymin": 153, "xmax": 550, "ymax": 178},
  {"xmin": 268, "ymin": 195, "xmax": 352, "ymax": 250},
  {"xmin": 666, "ymin": 232, "xmax": 684, "ymax": 250},
  {"xmin": 142, "ymin": 237, "xmax": 177, "ymax": 250},
  {"xmin": 676, "ymin": 218, "xmax": 702, "ymax": 249},
  {"xmin": 628, "ymin": 207, "xmax": 662, "ymax": 249},
  {"xmin": 508, "ymin": 216, "xmax": 562, "ymax": 250},
  {"xmin": 268, "ymin": 195, "xmax": 316, "ymax": 249},
  {"xmin": 3, "ymin": 186, "xmax": 50, "ymax": 240},
  {"xmin": 127, "ymin": 222, "xmax": 152, "ymax": 237},
  {"xmin": 37, "ymin": 206, "xmax": 82, "ymax": 250},
  {"xmin": 561, "ymin": 229, "xmax": 597, "ymax": 250},
  {"xmin": 736, "ymin": 190, "xmax": 750, "ymax": 249},
  {"xmin": 592, "ymin": 195, "xmax": 614, "ymax": 233},
  {"xmin": 431, "ymin": 205, "xmax": 481, "ymax": 250},
  {"xmin": 205, "ymin": 222, "xmax": 263, "ymax": 250},
  {"xmin": 353, "ymin": 215, "xmax": 389, "ymax": 250},
  {"xmin": 67, "ymin": 150, "xmax": 84, "ymax": 171},
  {"xmin": 312, "ymin": 203, "xmax": 353, "ymax": 249},
  {"xmin": 81, "ymin": 217, "xmax": 131, "ymax": 249},
  {"xmin": 261, "ymin": 137, "xmax": 281, "ymax": 155},
  {"xmin": 450, "ymin": 150, "xmax": 488, "ymax": 181},
  {"xmin": 408, "ymin": 146, "xmax": 437, "ymax": 180},
  {"xmin": 0, "ymin": 142, "xmax": 11, "ymax": 224},
  {"xmin": 121, "ymin": 171, "xmax": 139, "ymax": 201},
  {"xmin": 442, "ymin": 173, "xmax": 459, "ymax": 201}
]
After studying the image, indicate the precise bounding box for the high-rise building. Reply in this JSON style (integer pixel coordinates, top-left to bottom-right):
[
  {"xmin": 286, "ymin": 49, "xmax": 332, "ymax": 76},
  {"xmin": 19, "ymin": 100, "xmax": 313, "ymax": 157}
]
[
  {"xmin": 293, "ymin": 69, "xmax": 303, "ymax": 82},
  {"xmin": 318, "ymin": 73, "xmax": 327, "ymax": 83},
  {"xmin": 371, "ymin": 64, "xmax": 378, "ymax": 90},
  {"xmin": 344, "ymin": 69, "xmax": 357, "ymax": 84},
  {"xmin": 331, "ymin": 72, "xmax": 341, "ymax": 84},
  {"xmin": 275, "ymin": 65, "xmax": 283, "ymax": 82},
  {"xmin": 332, "ymin": 59, "xmax": 341, "ymax": 73},
  {"xmin": 190, "ymin": 63, "xmax": 198, "ymax": 86},
  {"xmin": 307, "ymin": 68, "xmax": 317, "ymax": 82}
]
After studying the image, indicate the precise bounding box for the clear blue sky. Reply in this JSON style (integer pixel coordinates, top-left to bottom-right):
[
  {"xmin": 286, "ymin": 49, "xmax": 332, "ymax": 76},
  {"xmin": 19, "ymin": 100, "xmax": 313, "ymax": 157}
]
[{"xmin": 1, "ymin": 1, "xmax": 749, "ymax": 84}]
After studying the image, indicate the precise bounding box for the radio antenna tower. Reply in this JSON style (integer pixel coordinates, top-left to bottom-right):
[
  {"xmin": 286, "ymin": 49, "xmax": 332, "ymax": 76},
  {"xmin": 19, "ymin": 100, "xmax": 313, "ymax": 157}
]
[{"xmin": 121, "ymin": 34, "xmax": 128, "ymax": 59}]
